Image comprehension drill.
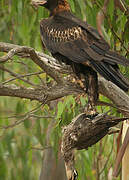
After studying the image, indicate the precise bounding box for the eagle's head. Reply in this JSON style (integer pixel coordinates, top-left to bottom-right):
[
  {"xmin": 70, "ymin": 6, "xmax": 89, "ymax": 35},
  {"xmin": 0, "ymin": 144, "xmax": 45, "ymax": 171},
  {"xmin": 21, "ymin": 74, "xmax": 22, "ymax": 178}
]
[
  {"xmin": 31, "ymin": 0, "xmax": 58, "ymax": 11},
  {"xmin": 31, "ymin": 0, "xmax": 70, "ymax": 14}
]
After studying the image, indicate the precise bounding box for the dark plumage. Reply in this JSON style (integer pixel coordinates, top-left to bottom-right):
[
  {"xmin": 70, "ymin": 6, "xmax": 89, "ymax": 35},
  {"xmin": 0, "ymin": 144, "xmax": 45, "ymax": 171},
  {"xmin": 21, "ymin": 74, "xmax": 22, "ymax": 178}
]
[{"xmin": 34, "ymin": 0, "xmax": 129, "ymax": 110}]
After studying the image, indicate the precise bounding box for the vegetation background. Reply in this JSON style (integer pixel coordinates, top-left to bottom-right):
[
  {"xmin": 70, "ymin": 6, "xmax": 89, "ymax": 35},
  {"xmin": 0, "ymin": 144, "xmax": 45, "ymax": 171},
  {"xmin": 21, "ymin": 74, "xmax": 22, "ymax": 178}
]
[{"xmin": 0, "ymin": 0, "xmax": 129, "ymax": 179}]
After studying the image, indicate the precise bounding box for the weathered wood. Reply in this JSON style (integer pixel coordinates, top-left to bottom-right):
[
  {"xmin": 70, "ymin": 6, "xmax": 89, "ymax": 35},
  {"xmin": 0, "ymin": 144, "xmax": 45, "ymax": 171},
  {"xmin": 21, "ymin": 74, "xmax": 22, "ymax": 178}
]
[
  {"xmin": 61, "ymin": 113, "xmax": 128, "ymax": 180},
  {"xmin": 1, "ymin": 42, "xmax": 129, "ymax": 180}
]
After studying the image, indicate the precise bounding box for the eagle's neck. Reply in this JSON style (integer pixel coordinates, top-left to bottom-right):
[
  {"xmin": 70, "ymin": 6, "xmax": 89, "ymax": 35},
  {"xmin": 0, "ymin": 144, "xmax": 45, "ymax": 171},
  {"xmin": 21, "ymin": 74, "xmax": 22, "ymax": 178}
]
[{"xmin": 51, "ymin": 0, "xmax": 71, "ymax": 16}]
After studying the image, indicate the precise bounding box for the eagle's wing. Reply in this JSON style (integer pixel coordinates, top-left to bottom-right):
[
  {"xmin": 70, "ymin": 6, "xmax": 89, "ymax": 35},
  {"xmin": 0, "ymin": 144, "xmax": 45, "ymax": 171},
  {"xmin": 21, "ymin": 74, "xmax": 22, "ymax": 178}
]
[{"xmin": 40, "ymin": 11, "xmax": 129, "ymax": 91}]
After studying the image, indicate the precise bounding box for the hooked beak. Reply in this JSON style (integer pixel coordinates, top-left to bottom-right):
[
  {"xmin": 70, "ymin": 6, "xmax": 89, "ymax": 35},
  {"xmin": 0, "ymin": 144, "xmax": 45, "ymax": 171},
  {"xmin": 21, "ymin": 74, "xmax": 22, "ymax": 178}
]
[{"xmin": 31, "ymin": 0, "xmax": 47, "ymax": 8}]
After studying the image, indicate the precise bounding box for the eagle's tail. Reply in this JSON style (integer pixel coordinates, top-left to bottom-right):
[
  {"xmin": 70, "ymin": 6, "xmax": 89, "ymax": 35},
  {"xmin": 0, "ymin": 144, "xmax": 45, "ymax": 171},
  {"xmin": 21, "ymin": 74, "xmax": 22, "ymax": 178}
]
[{"xmin": 91, "ymin": 60, "xmax": 129, "ymax": 92}]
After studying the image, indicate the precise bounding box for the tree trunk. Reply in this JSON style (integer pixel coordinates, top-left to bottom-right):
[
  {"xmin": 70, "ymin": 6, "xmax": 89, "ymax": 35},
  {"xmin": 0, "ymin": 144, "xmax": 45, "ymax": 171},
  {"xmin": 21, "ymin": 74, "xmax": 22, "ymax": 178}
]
[{"xmin": 122, "ymin": 122, "xmax": 129, "ymax": 180}]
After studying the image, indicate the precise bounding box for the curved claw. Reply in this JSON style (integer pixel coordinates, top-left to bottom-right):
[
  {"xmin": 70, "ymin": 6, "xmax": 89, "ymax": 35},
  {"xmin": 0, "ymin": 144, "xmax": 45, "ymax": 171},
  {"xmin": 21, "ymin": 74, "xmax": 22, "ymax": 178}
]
[
  {"xmin": 66, "ymin": 168, "xmax": 78, "ymax": 180},
  {"xmin": 73, "ymin": 169, "xmax": 78, "ymax": 180}
]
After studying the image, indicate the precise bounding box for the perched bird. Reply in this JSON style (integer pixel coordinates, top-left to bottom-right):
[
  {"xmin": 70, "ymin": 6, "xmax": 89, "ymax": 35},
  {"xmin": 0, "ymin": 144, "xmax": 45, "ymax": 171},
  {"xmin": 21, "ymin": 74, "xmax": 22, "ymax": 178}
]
[{"xmin": 33, "ymin": 0, "xmax": 129, "ymax": 113}]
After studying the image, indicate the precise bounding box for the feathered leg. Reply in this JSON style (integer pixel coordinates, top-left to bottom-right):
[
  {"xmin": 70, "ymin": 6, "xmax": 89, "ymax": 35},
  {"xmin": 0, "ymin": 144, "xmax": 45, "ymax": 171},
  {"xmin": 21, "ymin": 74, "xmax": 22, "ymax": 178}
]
[
  {"xmin": 72, "ymin": 63, "xmax": 98, "ymax": 115},
  {"xmin": 85, "ymin": 69, "xmax": 98, "ymax": 115}
]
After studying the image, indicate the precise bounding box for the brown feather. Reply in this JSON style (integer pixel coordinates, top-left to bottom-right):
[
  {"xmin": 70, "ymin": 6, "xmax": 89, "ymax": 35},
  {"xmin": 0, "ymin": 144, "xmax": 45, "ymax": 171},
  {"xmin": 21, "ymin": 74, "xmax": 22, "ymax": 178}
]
[{"xmin": 39, "ymin": 0, "xmax": 129, "ymax": 94}]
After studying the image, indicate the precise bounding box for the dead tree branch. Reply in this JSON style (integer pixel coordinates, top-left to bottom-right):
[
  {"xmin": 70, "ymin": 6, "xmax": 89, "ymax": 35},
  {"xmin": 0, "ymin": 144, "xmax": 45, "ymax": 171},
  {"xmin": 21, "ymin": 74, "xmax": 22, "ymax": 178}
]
[
  {"xmin": 0, "ymin": 42, "xmax": 129, "ymax": 112},
  {"xmin": 0, "ymin": 42, "xmax": 65, "ymax": 84},
  {"xmin": 0, "ymin": 42, "xmax": 129, "ymax": 180},
  {"xmin": 61, "ymin": 113, "xmax": 128, "ymax": 180}
]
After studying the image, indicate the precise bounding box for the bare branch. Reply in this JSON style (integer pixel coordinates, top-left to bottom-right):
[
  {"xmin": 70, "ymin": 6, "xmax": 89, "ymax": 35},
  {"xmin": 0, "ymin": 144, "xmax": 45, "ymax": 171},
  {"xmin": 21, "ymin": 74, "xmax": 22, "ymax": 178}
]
[
  {"xmin": 0, "ymin": 65, "xmax": 37, "ymax": 86},
  {"xmin": 0, "ymin": 101, "xmax": 47, "ymax": 129},
  {"xmin": 61, "ymin": 112, "xmax": 128, "ymax": 180},
  {"xmin": 96, "ymin": 0, "xmax": 110, "ymax": 37},
  {"xmin": 114, "ymin": 0, "xmax": 128, "ymax": 13},
  {"xmin": 0, "ymin": 42, "xmax": 129, "ymax": 114},
  {"xmin": 99, "ymin": 77, "xmax": 129, "ymax": 116},
  {"xmin": 0, "ymin": 42, "xmax": 129, "ymax": 179},
  {"xmin": 0, "ymin": 83, "xmax": 83, "ymax": 102},
  {"xmin": 0, "ymin": 47, "xmax": 26, "ymax": 62},
  {"xmin": 94, "ymin": 1, "xmax": 129, "ymax": 54},
  {"xmin": 113, "ymin": 127, "xmax": 129, "ymax": 177},
  {"xmin": 1, "ymin": 70, "xmax": 44, "ymax": 85},
  {"xmin": 0, "ymin": 42, "xmax": 64, "ymax": 83}
]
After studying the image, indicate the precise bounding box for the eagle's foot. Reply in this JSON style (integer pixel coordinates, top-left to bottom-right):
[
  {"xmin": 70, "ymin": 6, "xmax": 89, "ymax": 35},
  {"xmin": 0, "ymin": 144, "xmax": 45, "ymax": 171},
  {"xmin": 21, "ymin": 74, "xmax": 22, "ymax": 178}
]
[
  {"xmin": 65, "ymin": 166, "xmax": 78, "ymax": 180},
  {"xmin": 75, "ymin": 93, "xmax": 86, "ymax": 105},
  {"xmin": 84, "ymin": 103, "xmax": 97, "ymax": 117},
  {"xmin": 68, "ymin": 74, "xmax": 86, "ymax": 91},
  {"xmin": 73, "ymin": 78, "xmax": 85, "ymax": 89}
]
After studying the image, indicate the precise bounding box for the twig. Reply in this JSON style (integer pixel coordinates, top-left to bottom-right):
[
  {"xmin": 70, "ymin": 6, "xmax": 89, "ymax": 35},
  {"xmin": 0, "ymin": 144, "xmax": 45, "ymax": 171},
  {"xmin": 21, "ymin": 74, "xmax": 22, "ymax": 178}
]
[
  {"xmin": 0, "ymin": 42, "xmax": 65, "ymax": 84},
  {"xmin": 97, "ymin": 100, "xmax": 129, "ymax": 114},
  {"xmin": 113, "ymin": 127, "xmax": 129, "ymax": 177},
  {"xmin": 115, "ymin": 0, "xmax": 128, "ymax": 13},
  {"xmin": 30, "ymin": 146, "xmax": 51, "ymax": 151},
  {"xmin": 0, "ymin": 43, "xmax": 129, "ymax": 115},
  {"xmin": 96, "ymin": 0, "xmax": 110, "ymax": 37},
  {"xmin": 0, "ymin": 114, "xmax": 54, "ymax": 119},
  {"xmin": 94, "ymin": 0, "xmax": 129, "ymax": 54},
  {"xmin": 0, "ymin": 100, "xmax": 47, "ymax": 130},
  {"xmin": 0, "ymin": 65, "xmax": 37, "ymax": 86},
  {"xmin": 1, "ymin": 70, "xmax": 44, "ymax": 85},
  {"xmin": 99, "ymin": 142, "xmax": 113, "ymax": 175},
  {"xmin": 0, "ymin": 47, "xmax": 25, "ymax": 62}
]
